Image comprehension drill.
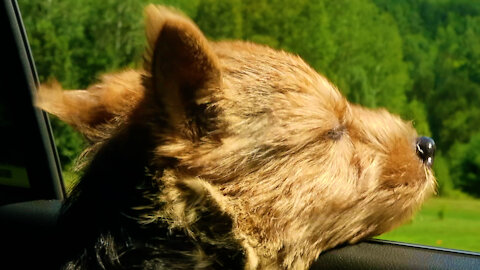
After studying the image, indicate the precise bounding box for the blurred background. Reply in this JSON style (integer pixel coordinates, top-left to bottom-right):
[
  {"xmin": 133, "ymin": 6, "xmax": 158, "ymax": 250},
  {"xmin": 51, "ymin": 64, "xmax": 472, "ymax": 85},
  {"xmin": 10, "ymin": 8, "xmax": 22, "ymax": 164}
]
[{"xmin": 19, "ymin": 0, "xmax": 480, "ymax": 252}]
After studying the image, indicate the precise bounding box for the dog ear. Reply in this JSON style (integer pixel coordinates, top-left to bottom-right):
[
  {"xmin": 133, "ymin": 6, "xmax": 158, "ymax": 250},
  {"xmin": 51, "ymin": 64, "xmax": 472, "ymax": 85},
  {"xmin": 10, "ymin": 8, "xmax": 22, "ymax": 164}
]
[
  {"xmin": 36, "ymin": 70, "xmax": 145, "ymax": 141},
  {"xmin": 144, "ymin": 5, "xmax": 221, "ymax": 140},
  {"xmin": 159, "ymin": 173, "xmax": 239, "ymax": 247}
]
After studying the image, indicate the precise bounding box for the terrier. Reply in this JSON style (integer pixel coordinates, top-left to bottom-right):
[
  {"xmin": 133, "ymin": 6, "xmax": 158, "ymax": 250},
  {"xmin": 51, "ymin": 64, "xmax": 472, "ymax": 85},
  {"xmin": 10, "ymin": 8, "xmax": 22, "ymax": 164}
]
[{"xmin": 37, "ymin": 5, "xmax": 436, "ymax": 270}]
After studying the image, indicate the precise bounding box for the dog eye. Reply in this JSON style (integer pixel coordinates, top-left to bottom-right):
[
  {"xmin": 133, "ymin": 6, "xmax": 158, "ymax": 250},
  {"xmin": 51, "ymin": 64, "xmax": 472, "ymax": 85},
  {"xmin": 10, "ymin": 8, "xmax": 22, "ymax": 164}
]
[{"xmin": 326, "ymin": 125, "xmax": 345, "ymax": 140}]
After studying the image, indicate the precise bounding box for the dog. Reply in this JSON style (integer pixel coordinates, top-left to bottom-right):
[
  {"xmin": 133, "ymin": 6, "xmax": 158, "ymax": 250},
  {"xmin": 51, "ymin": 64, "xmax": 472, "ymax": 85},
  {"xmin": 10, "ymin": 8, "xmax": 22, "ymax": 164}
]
[{"xmin": 37, "ymin": 5, "xmax": 436, "ymax": 269}]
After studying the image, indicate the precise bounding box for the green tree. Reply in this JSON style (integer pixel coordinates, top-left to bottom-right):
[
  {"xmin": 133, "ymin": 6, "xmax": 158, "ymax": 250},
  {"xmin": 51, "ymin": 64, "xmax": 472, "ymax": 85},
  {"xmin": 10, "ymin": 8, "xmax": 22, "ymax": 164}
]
[
  {"xmin": 433, "ymin": 153, "xmax": 454, "ymax": 197},
  {"xmin": 195, "ymin": 0, "xmax": 243, "ymax": 40},
  {"xmin": 450, "ymin": 133, "xmax": 480, "ymax": 196},
  {"xmin": 373, "ymin": 0, "xmax": 480, "ymax": 197},
  {"xmin": 430, "ymin": 14, "xmax": 480, "ymax": 151},
  {"xmin": 20, "ymin": 0, "xmax": 153, "ymax": 166}
]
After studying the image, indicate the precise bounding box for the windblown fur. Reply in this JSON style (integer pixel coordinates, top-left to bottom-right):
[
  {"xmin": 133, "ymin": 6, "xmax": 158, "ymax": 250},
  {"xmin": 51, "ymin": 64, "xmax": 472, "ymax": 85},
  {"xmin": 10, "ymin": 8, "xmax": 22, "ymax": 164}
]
[{"xmin": 36, "ymin": 5, "xmax": 436, "ymax": 270}]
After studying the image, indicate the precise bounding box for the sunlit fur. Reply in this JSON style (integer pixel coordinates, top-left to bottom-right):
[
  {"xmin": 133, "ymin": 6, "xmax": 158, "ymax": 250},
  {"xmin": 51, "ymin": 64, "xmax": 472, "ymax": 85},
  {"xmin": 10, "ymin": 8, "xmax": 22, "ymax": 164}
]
[{"xmin": 37, "ymin": 5, "xmax": 436, "ymax": 270}]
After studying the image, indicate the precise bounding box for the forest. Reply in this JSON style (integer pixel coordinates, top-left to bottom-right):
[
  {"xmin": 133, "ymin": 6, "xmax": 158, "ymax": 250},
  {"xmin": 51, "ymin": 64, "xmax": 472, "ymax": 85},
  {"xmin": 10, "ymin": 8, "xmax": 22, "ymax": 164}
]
[{"xmin": 19, "ymin": 0, "xmax": 480, "ymax": 198}]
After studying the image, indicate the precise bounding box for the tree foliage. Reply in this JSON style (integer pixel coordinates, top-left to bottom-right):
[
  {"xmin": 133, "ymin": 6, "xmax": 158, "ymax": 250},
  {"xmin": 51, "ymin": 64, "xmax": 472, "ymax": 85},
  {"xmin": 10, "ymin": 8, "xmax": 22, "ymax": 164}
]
[
  {"xmin": 450, "ymin": 133, "xmax": 480, "ymax": 197},
  {"xmin": 19, "ymin": 0, "xmax": 480, "ymax": 197}
]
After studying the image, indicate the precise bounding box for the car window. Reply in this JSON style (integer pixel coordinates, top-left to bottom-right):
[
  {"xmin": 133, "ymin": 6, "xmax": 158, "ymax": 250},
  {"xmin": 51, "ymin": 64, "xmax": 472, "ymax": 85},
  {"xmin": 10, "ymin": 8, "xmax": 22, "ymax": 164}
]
[{"xmin": 18, "ymin": 0, "xmax": 480, "ymax": 254}]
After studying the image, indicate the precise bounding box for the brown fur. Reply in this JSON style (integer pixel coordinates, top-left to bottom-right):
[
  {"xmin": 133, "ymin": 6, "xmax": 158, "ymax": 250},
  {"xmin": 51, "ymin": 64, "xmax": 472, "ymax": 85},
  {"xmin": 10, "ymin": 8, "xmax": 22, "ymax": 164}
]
[{"xmin": 37, "ymin": 5, "xmax": 435, "ymax": 270}]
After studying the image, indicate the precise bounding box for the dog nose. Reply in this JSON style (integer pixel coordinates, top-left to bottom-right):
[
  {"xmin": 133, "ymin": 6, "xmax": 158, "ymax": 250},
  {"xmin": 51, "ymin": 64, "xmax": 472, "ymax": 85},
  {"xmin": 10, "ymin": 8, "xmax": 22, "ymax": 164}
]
[{"xmin": 416, "ymin": 136, "xmax": 435, "ymax": 167}]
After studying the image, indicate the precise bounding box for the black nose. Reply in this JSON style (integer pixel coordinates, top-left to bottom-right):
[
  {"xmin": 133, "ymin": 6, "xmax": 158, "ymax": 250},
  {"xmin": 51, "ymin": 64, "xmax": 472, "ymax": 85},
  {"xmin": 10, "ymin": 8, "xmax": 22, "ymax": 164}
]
[{"xmin": 416, "ymin": 136, "xmax": 435, "ymax": 167}]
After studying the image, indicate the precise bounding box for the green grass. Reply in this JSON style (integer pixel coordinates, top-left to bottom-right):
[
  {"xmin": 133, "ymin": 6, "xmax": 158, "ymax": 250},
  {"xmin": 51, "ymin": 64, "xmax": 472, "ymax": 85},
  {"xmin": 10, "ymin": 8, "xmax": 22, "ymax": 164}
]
[{"xmin": 378, "ymin": 197, "xmax": 480, "ymax": 253}]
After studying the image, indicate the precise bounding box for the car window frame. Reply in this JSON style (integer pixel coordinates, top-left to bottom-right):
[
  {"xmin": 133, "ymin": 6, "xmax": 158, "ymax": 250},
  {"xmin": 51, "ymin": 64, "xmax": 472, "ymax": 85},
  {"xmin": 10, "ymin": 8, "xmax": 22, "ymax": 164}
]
[{"xmin": 0, "ymin": 0, "xmax": 64, "ymax": 205}]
